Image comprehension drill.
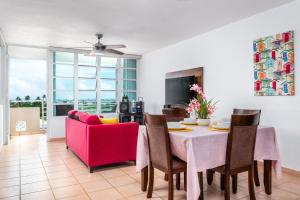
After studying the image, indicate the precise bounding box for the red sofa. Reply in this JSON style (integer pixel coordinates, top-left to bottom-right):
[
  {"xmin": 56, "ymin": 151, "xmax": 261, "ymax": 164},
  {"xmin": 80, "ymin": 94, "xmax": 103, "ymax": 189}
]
[{"xmin": 65, "ymin": 114, "xmax": 139, "ymax": 173}]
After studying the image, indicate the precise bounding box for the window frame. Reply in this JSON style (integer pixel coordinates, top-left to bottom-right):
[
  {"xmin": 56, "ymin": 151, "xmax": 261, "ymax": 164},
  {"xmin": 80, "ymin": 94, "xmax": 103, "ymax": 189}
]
[
  {"xmin": 52, "ymin": 52, "xmax": 75, "ymax": 113},
  {"xmin": 49, "ymin": 50, "xmax": 138, "ymax": 116}
]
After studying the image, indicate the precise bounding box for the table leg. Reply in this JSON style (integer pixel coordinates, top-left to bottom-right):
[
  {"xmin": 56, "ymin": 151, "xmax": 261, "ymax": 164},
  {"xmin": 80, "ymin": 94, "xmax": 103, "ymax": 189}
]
[
  {"xmin": 264, "ymin": 160, "xmax": 272, "ymax": 195},
  {"xmin": 141, "ymin": 166, "xmax": 148, "ymax": 191}
]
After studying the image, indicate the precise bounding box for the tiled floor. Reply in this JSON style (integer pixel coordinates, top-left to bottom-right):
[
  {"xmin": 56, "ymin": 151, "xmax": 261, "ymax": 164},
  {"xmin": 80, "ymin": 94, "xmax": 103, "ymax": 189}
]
[{"xmin": 0, "ymin": 134, "xmax": 300, "ymax": 200}]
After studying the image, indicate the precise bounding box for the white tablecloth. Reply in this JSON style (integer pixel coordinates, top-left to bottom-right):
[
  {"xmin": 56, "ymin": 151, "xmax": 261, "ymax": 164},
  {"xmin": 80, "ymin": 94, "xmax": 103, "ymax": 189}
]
[{"xmin": 136, "ymin": 125, "xmax": 281, "ymax": 200}]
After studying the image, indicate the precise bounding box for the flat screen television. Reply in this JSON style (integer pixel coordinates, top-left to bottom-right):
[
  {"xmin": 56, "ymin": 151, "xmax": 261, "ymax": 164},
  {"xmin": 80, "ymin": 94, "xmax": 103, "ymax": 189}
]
[{"xmin": 165, "ymin": 76, "xmax": 195, "ymax": 106}]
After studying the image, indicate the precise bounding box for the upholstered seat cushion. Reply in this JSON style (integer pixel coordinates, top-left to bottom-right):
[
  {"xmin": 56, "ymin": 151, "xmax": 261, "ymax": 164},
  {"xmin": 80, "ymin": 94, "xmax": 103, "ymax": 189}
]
[
  {"xmin": 172, "ymin": 157, "xmax": 187, "ymax": 171},
  {"xmin": 153, "ymin": 156, "xmax": 186, "ymax": 173}
]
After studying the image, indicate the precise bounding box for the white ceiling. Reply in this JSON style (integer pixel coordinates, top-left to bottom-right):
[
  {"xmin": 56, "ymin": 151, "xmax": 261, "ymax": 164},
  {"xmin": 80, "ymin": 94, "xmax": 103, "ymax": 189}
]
[{"xmin": 0, "ymin": 0, "xmax": 294, "ymax": 55}]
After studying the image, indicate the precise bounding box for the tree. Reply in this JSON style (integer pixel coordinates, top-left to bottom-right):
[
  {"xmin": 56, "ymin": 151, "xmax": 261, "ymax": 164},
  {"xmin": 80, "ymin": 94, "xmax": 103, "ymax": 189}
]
[
  {"xmin": 15, "ymin": 96, "xmax": 21, "ymax": 101},
  {"xmin": 24, "ymin": 95, "xmax": 30, "ymax": 101},
  {"xmin": 42, "ymin": 94, "xmax": 46, "ymax": 99},
  {"xmin": 36, "ymin": 96, "xmax": 41, "ymax": 100}
]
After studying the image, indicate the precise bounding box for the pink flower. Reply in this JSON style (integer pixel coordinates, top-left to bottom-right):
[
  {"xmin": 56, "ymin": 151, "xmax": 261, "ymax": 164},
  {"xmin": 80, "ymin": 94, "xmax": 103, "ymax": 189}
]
[
  {"xmin": 187, "ymin": 98, "xmax": 201, "ymax": 113},
  {"xmin": 190, "ymin": 84, "xmax": 203, "ymax": 95}
]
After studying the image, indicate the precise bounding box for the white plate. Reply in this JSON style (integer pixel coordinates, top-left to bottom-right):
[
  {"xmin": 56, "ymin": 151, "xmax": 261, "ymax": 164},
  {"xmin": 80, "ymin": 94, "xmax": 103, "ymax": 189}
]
[{"xmin": 167, "ymin": 122, "xmax": 185, "ymax": 129}]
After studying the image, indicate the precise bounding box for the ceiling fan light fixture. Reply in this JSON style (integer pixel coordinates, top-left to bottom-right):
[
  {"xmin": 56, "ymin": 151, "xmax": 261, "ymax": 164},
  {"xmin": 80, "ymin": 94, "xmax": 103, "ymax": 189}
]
[{"xmin": 89, "ymin": 49, "xmax": 104, "ymax": 56}]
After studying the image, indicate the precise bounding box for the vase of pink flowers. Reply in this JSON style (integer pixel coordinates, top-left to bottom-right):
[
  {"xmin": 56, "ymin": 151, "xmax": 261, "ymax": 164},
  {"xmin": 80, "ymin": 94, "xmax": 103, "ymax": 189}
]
[{"xmin": 187, "ymin": 84, "xmax": 217, "ymax": 126}]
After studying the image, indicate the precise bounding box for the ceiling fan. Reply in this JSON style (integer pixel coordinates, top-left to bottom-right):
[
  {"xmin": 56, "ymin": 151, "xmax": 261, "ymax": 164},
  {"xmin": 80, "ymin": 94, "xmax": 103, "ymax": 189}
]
[{"xmin": 72, "ymin": 33, "xmax": 126, "ymax": 56}]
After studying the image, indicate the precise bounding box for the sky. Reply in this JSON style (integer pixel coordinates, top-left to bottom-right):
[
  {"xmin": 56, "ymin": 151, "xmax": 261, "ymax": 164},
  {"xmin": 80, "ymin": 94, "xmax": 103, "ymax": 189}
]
[{"xmin": 9, "ymin": 59, "xmax": 47, "ymax": 100}]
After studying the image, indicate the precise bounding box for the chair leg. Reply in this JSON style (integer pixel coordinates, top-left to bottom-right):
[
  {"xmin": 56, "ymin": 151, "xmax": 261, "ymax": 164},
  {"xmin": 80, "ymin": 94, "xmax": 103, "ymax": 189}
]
[
  {"xmin": 197, "ymin": 172, "xmax": 204, "ymax": 200},
  {"xmin": 176, "ymin": 173, "xmax": 180, "ymax": 190},
  {"xmin": 232, "ymin": 175, "xmax": 238, "ymax": 194},
  {"xmin": 224, "ymin": 173, "xmax": 230, "ymax": 200},
  {"xmin": 220, "ymin": 174, "xmax": 225, "ymax": 191},
  {"xmin": 147, "ymin": 165, "xmax": 154, "ymax": 198},
  {"xmin": 253, "ymin": 160, "xmax": 260, "ymax": 186},
  {"xmin": 168, "ymin": 173, "xmax": 174, "ymax": 200},
  {"xmin": 184, "ymin": 171, "xmax": 187, "ymax": 191},
  {"xmin": 206, "ymin": 169, "xmax": 214, "ymax": 185},
  {"xmin": 164, "ymin": 173, "xmax": 169, "ymax": 181},
  {"xmin": 248, "ymin": 167, "xmax": 256, "ymax": 200}
]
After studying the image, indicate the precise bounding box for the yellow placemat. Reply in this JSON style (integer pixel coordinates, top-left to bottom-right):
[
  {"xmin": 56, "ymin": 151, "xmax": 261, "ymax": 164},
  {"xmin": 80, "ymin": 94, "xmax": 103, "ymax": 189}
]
[
  {"xmin": 180, "ymin": 122, "xmax": 199, "ymax": 126},
  {"xmin": 208, "ymin": 127, "xmax": 229, "ymax": 132},
  {"xmin": 169, "ymin": 128, "xmax": 193, "ymax": 132}
]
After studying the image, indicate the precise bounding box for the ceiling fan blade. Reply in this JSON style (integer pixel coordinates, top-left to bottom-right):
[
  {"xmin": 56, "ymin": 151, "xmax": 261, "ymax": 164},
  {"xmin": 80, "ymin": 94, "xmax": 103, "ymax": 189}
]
[
  {"xmin": 105, "ymin": 49, "xmax": 124, "ymax": 55},
  {"xmin": 83, "ymin": 41, "xmax": 94, "ymax": 45},
  {"xmin": 65, "ymin": 47, "xmax": 92, "ymax": 49},
  {"xmin": 105, "ymin": 44, "xmax": 126, "ymax": 49}
]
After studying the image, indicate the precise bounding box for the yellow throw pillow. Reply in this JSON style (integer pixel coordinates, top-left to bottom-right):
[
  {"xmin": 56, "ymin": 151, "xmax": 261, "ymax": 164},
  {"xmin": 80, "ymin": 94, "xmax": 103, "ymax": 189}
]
[{"xmin": 100, "ymin": 117, "xmax": 119, "ymax": 124}]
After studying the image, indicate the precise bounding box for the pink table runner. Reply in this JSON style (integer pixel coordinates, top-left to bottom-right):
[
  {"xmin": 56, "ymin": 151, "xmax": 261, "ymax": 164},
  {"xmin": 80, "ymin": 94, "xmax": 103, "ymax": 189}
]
[{"xmin": 136, "ymin": 125, "xmax": 281, "ymax": 200}]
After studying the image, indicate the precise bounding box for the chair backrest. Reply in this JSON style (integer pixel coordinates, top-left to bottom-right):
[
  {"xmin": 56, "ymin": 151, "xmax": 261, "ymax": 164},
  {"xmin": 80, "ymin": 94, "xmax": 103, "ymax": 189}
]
[
  {"xmin": 162, "ymin": 107, "xmax": 188, "ymax": 122},
  {"xmin": 226, "ymin": 113, "xmax": 260, "ymax": 171},
  {"xmin": 144, "ymin": 114, "xmax": 172, "ymax": 171},
  {"xmin": 233, "ymin": 108, "xmax": 261, "ymax": 124}
]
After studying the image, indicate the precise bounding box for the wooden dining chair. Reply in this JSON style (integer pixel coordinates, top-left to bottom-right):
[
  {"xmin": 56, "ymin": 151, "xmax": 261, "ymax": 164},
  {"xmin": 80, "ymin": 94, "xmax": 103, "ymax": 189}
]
[
  {"xmin": 145, "ymin": 114, "xmax": 203, "ymax": 200},
  {"xmin": 233, "ymin": 109, "xmax": 261, "ymax": 187},
  {"xmin": 209, "ymin": 113, "xmax": 260, "ymax": 200},
  {"xmin": 162, "ymin": 107, "xmax": 188, "ymax": 122},
  {"xmin": 206, "ymin": 109, "xmax": 262, "ymax": 191}
]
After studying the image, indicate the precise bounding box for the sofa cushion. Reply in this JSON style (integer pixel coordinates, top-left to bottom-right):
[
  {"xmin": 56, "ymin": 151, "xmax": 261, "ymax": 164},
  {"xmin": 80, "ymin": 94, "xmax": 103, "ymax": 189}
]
[
  {"xmin": 68, "ymin": 110, "xmax": 78, "ymax": 119},
  {"xmin": 79, "ymin": 113, "xmax": 101, "ymax": 125},
  {"xmin": 100, "ymin": 117, "xmax": 119, "ymax": 124}
]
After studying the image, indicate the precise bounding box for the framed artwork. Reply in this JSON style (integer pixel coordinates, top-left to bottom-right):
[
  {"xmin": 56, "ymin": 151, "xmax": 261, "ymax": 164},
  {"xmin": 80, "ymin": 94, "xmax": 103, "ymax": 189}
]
[{"xmin": 253, "ymin": 31, "xmax": 294, "ymax": 96}]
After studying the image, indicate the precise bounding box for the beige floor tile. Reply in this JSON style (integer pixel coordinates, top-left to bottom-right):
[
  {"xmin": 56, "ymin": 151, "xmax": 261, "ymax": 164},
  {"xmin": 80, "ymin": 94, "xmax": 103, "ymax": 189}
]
[
  {"xmin": 108, "ymin": 174, "xmax": 136, "ymax": 187},
  {"xmin": 0, "ymin": 195, "xmax": 20, "ymax": 200},
  {"xmin": 59, "ymin": 194, "xmax": 91, "ymax": 200},
  {"xmin": 100, "ymin": 168, "xmax": 127, "ymax": 179},
  {"xmin": 44, "ymin": 164, "xmax": 69, "ymax": 173},
  {"xmin": 88, "ymin": 188, "xmax": 125, "ymax": 200},
  {"xmin": 21, "ymin": 174, "xmax": 48, "ymax": 184},
  {"xmin": 42, "ymin": 160, "xmax": 65, "ymax": 167},
  {"xmin": 127, "ymin": 193, "xmax": 161, "ymax": 200},
  {"xmin": 0, "ymin": 177, "xmax": 20, "ymax": 188},
  {"xmin": 120, "ymin": 165, "xmax": 138, "ymax": 175},
  {"xmin": 0, "ymin": 161, "xmax": 19, "ymax": 168},
  {"xmin": 21, "ymin": 190, "xmax": 55, "ymax": 200},
  {"xmin": 21, "ymin": 180, "xmax": 51, "ymax": 194},
  {"xmin": 21, "ymin": 163, "xmax": 43, "ymax": 170},
  {"xmin": 71, "ymin": 167, "xmax": 91, "ymax": 176},
  {"xmin": 0, "ymin": 171, "xmax": 19, "ymax": 179},
  {"xmin": 277, "ymin": 181, "xmax": 300, "ymax": 195},
  {"xmin": 47, "ymin": 170, "xmax": 73, "ymax": 180},
  {"xmin": 0, "ymin": 185, "xmax": 20, "ymax": 198},
  {"xmin": 0, "ymin": 165, "xmax": 19, "ymax": 173},
  {"xmin": 258, "ymin": 187, "xmax": 300, "ymax": 200},
  {"xmin": 81, "ymin": 179, "xmax": 112, "ymax": 192},
  {"xmin": 117, "ymin": 183, "xmax": 144, "ymax": 197},
  {"xmin": 21, "ymin": 167, "xmax": 45, "ymax": 177},
  {"xmin": 53, "ymin": 184, "xmax": 85, "ymax": 199},
  {"xmin": 49, "ymin": 176, "xmax": 78, "ymax": 188},
  {"xmin": 75, "ymin": 173, "xmax": 104, "ymax": 183}
]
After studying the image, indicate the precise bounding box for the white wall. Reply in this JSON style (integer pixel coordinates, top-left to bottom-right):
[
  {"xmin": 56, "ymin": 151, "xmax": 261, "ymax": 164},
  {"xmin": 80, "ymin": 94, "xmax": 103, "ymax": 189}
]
[{"xmin": 139, "ymin": 1, "xmax": 300, "ymax": 171}]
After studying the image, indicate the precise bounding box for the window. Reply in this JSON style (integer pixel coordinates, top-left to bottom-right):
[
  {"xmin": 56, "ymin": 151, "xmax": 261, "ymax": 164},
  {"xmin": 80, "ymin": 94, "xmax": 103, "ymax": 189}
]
[
  {"xmin": 100, "ymin": 57, "xmax": 117, "ymax": 113},
  {"xmin": 122, "ymin": 59, "xmax": 137, "ymax": 101},
  {"xmin": 51, "ymin": 51, "xmax": 138, "ymax": 115},
  {"xmin": 52, "ymin": 52, "xmax": 74, "ymax": 116},
  {"xmin": 78, "ymin": 55, "xmax": 97, "ymax": 114}
]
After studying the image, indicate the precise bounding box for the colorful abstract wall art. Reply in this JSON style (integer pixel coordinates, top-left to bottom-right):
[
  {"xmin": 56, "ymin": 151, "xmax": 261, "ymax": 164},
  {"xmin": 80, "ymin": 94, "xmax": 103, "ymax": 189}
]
[{"xmin": 253, "ymin": 31, "xmax": 294, "ymax": 96}]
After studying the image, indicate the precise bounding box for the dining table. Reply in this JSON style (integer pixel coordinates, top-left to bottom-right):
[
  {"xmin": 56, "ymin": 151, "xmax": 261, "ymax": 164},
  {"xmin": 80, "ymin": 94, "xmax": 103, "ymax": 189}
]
[{"xmin": 136, "ymin": 124, "xmax": 281, "ymax": 200}]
